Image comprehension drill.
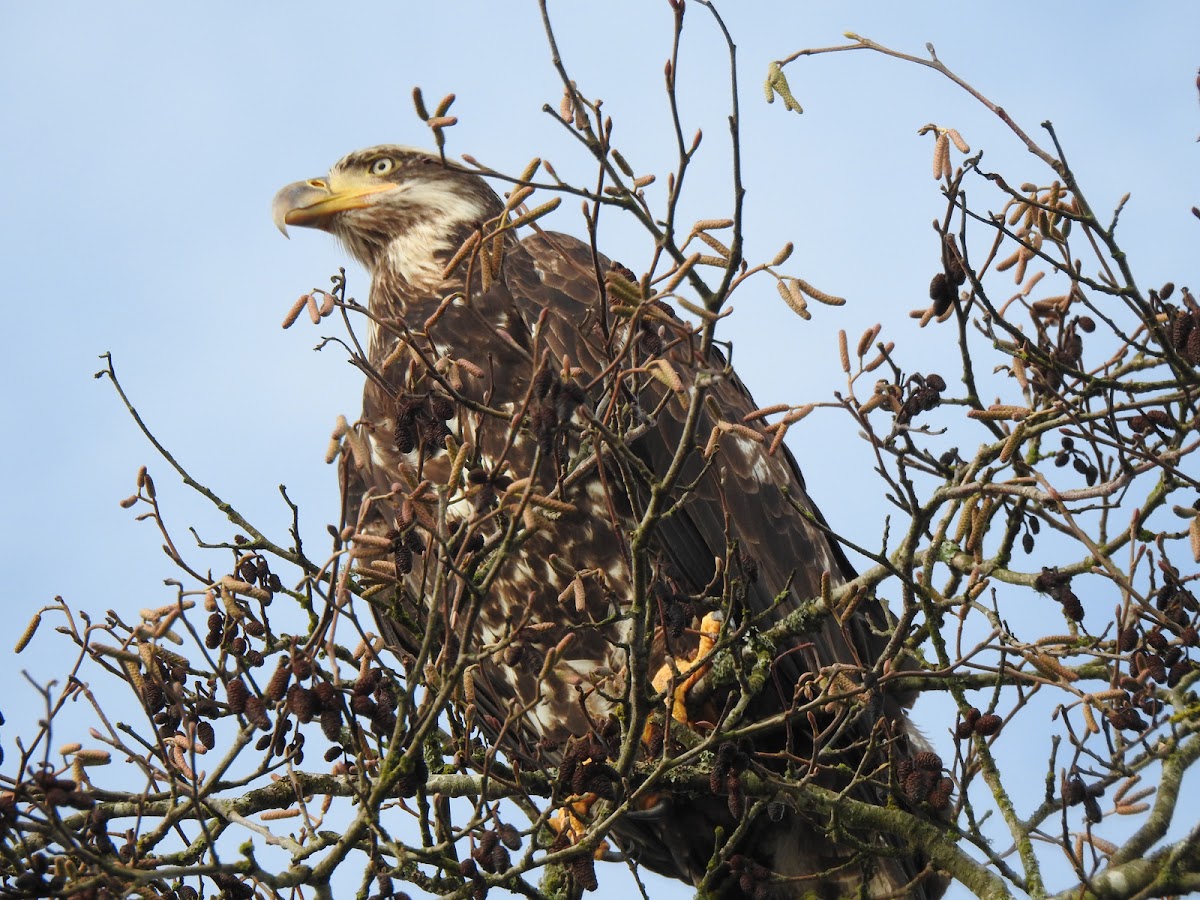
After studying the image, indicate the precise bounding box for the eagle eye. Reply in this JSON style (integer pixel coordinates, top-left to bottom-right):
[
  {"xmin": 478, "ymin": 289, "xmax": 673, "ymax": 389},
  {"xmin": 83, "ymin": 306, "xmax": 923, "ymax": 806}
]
[{"xmin": 369, "ymin": 157, "xmax": 395, "ymax": 176}]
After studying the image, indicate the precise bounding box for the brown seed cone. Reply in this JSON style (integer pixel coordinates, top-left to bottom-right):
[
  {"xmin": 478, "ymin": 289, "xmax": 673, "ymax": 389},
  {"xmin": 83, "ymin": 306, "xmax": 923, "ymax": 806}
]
[
  {"xmin": 498, "ymin": 822, "xmax": 522, "ymax": 851},
  {"xmin": 644, "ymin": 721, "xmax": 664, "ymax": 758},
  {"xmin": 1065, "ymin": 775, "xmax": 1087, "ymax": 805},
  {"xmin": 726, "ymin": 774, "xmax": 745, "ymax": 819},
  {"xmin": 266, "ymin": 663, "xmax": 291, "ymax": 701},
  {"xmin": 243, "ymin": 618, "xmax": 265, "ymax": 637},
  {"xmin": 904, "ymin": 769, "xmax": 937, "ymax": 803},
  {"xmin": 1187, "ymin": 326, "xmax": 1200, "ymax": 365},
  {"xmin": 490, "ymin": 844, "xmax": 511, "ymax": 874},
  {"xmin": 567, "ymin": 854, "xmax": 598, "ymax": 892},
  {"xmin": 929, "ymin": 272, "xmax": 955, "ymax": 315},
  {"xmin": 291, "ymin": 654, "xmax": 313, "ymax": 680},
  {"xmin": 141, "ymin": 682, "xmax": 166, "ymax": 713},
  {"xmin": 226, "ymin": 678, "xmax": 249, "ymax": 714},
  {"xmin": 1169, "ymin": 660, "xmax": 1198, "ymax": 687},
  {"xmin": 913, "ymin": 750, "xmax": 942, "ymax": 771},
  {"xmin": 320, "ymin": 707, "xmax": 343, "ymax": 742},
  {"xmin": 394, "ymin": 755, "xmax": 428, "ymax": 799},
  {"xmin": 710, "ymin": 759, "xmax": 729, "ymax": 795},
  {"xmin": 1145, "ymin": 629, "xmax": 1169, "ymax": 651},
  {"xmin": 354, "ymin": 667, "xmax": 382, "ymax": 696},
  {"xmin": 472, "ymin": 830, "xmax": 502, "ymax": 871},
  {"xmin": 974, "ymin": 714, "xmax": 1003, "ymax": 736},
  {"xmin": 312, "ymin": 680, "xmax": 337, "ymax": 709},
  {"xmin": 288, "ymin": 684, "xmax": 316, "ymax": 723},
  {"xmin": 928, "ymin": 776, "xmax": 954, "ymax": 811},
  {"xmin": 244, "ymin": 695, "xmax": 271, "ymax": 730}
]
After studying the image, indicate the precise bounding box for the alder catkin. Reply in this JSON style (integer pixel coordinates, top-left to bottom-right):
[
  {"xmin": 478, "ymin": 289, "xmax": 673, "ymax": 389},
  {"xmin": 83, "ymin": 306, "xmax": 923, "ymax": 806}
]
[
  {"xmin": 933, "ymin": 132, "xmax": 949, "ymax": 180},
  {"xmin": 14, "ymin": 614, "xmax": 41, "ymax": 653},
  {"xmin": 282, "ymin": 295, "xmax": 308, "ymax": 329}
]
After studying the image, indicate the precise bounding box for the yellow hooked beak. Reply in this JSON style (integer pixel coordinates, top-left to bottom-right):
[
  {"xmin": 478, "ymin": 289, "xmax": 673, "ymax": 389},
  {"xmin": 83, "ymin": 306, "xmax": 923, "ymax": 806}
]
[{"xmin": 272, "ymin": 169, "xmax": 398, "ymax": 236}]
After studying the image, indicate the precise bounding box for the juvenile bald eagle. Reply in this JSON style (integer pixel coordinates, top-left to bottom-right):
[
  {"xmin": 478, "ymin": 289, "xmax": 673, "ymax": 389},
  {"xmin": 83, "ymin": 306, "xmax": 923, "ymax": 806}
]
[{"xmin": 274, "ymin": 146, "xmax": 945, "ymax": 899}]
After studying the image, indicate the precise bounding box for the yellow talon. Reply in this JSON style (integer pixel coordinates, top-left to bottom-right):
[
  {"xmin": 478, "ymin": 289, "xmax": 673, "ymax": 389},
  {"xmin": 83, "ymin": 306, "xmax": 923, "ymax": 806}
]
[
  {"xmin": 549, "ymin": 793, "xmax": 611, "ymax": 859},
  {"xmin": 650, "ymin": 611, "xmax": 723, "ymax": 726}
]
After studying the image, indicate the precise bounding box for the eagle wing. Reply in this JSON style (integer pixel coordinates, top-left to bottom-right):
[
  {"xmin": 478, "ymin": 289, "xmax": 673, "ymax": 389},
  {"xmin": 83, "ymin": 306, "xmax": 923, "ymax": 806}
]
[
  {"xmin": 507, "ymin": 231, "xmax": 890, "ymax": 683},
  {"xmin": 499, "ymin": 231, "xmax": 938, "ymax": 895}
]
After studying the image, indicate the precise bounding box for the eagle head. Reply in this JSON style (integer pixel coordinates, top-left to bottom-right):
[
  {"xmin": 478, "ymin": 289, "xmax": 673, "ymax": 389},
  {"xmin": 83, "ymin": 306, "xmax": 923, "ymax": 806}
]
[{"xmin": 272, "ymin": 145, "xmax": 501, "ymax": 282}]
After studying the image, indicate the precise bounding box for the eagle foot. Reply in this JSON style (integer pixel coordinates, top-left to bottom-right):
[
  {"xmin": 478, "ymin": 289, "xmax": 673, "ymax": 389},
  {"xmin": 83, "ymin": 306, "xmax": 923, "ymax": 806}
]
[
  {"xmin": 623, "ymin": 793, "xmax": 671, "ymax": 821},
  {"xmin": 549, "ymin": 795, "xmax": 612, "ymax": 861},
  {"xmin": 645, "ymin": 611, "xmax": 723, "ymax": 738}
]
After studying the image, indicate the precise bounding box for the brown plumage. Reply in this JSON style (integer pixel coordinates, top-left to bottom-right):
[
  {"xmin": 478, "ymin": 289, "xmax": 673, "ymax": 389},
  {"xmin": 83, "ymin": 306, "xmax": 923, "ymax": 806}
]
[{"xmin": 274, "ymin": 145, "xmax": 946, "ymax": 899}]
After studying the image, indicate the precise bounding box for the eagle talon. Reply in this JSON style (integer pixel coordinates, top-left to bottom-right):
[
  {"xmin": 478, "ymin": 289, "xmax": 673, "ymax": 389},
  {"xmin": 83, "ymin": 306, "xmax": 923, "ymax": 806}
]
[
  {"xmin": 549, "ymin": 793, "xmax": 611, "ymax": 860},
  {"xmin": 624, "ymin": 793, "xmax": 672, "ymax": 820},
  {"xmin": 647, "ymin": 611, "xmax": 724, "ymax": 734}
]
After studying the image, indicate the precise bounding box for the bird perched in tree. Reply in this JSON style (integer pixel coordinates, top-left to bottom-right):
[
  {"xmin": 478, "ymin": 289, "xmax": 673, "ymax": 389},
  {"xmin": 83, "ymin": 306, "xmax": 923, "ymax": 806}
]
[{"xmin": 273, "ymin": 146, "xmax": 946, "ymax": 899}]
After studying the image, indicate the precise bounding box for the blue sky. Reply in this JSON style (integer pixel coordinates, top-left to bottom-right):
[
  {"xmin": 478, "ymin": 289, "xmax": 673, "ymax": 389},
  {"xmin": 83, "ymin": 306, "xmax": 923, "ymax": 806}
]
[{"xmin": 1, "ymin": 4, "xmax": 1197, "ymax": 898}]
